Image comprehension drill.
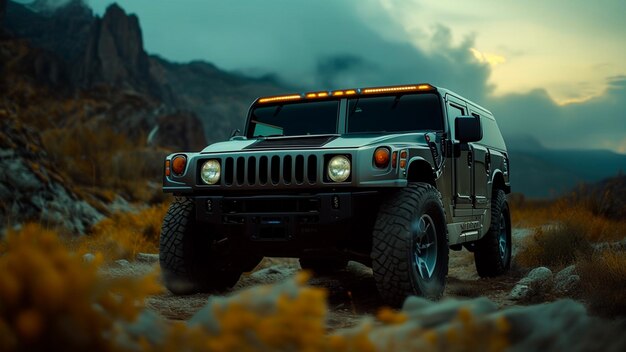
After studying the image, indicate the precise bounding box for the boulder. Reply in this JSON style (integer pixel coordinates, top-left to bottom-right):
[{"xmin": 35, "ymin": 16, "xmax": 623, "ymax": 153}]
[
  {"xmin": 554, "ymin": 265, "xmax": 580, "ymax": 295},
  {"xmin": 509, "ymin": 266, "xmax": 553, "ymax": 300}
]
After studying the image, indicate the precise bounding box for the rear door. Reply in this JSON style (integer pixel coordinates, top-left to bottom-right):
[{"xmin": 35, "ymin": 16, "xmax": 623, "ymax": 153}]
[{"xmin": 468, "ymin": 110, "xmax": 489, "ymax": 209}]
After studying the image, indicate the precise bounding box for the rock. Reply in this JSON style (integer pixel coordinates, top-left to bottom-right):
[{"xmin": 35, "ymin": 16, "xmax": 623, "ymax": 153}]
[
  {"xmin": 83, "ymin": 253, "xmax": 96, "ymax": 263},
  {"xmin": 593, "ymin": 238, "xmax": 626, "ymax": 252},
  {"xmin": 152, "ymin": 111, "xmax": 207, "ymax": 151},
  {"xmin": 136, "ymin": 253, "xmax": 159, "ymax": 264},
  {"xmin": 554, "ymin": 275, "xmax": 581, "ymax": 295},
  {"xmin": 510, "ymin": 266, "xmax": 553, "ymax": 300},
  {"xmin": 79, "ymin": 3, "xmax": 161, "ymax": 98},
  {"xmin": 0, "ymin": 113, "xmax": 104, "ymax": 235},
  {"xmin": 554, "ymin": 265, "xmax": 576, "ymax": 281},
  {"xmin": 520, "ymin": 266, "xmax": 553, "ymax": 285},
  {"xmin": 553, "ymin": 265, "xmax": 580, "ymax": 295},
  {"xmin": 401, "ymin": 296, "xmax": 498, "ymax": 328},
  {"xmin": 115, "ymin": 259, "xmax": 130, "ymax": 267},
  {"xmin": 509, "ymin": 284, "xmax": 531, "ymax": 300}
]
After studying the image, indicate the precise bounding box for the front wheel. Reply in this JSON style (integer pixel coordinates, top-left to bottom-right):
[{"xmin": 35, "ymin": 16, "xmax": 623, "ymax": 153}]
[
  {"xmin": 159, "ymin": 197, "xmax": 242, "ymax": 294},
  {"xmin": 371, "ymin": 183, "xmax": 449, "ymax": 307},
  {"xmin": 474, "ymin": 189, "xmax": 512, "ymax": 277}
]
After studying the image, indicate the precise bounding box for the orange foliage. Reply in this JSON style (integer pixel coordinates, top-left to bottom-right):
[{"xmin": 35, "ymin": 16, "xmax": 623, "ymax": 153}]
[
  {"xmin": 512, "ymin": 198, "xmax": 626, "ymax": 243},
  {"xmin": 0, "ymin": 224, "xmax": 162, "ymax": 352},
  {"xmin": 75, "ymin": 203, "xmax": 170, "ymax": 261}
]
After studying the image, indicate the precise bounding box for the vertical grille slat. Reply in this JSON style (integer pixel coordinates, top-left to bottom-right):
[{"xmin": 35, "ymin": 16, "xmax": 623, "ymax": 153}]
[
  {"xmin": 225, "ymin": 157, "xmax": 234, "ymax": 185},
  {"xmin": 295, "ymin": 155, "xmax": 304, "ymax": 184},
  {"xmin": 270, "ymin": 155, "xmax": 280, "ymax": 185},
  {"xmin": 283, "ymin": 155, "xmax": 292, "ymax": 184},
  {"xmin": 236, "ymin": 157, "xmax": 245, "ymax": 185},
  {"xmin": 307, "ymin": 155, "xmax": 317, "ymax": 184},
  {"xmin": 213, "ymin": 153, "xmax": 322, "ymax": 188},
  {"xmin": 247, "ymin": 156, "xmax": 256, "ymax": 185},
  {"xmin": 259, "ymin": 156, "xmax": 268, "ymax": 185}
]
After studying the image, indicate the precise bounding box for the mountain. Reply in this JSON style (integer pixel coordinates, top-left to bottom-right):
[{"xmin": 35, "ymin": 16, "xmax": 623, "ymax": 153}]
[
  {"xmin": 504, "ymin": 134, "xmax": 626, "ymax": 197},
  {"xmin": 4, "ymin": 0, "xmax": 291, "ymax": 144}
]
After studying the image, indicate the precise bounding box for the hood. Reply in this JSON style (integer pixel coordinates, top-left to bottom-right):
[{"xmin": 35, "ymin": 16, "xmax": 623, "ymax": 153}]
[{"xmin": 200, "ymin": 133, "xmax": 430, "ymax": 154}]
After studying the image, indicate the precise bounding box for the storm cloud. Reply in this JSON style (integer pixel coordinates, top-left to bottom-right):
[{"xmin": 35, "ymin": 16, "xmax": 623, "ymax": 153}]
[
  {"xmin": 490, "ymin": 76, "xmax": 626, "ymax": 152},
  {"xmin": 83, "ymin": 0, "xmax": 625, "ymax": 152}
]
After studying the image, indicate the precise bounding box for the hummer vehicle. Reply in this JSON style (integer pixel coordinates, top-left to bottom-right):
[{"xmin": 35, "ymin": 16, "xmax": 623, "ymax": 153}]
[{"xmin": 160, "ymin": 83, "xmax": 512, "ymax": 305}]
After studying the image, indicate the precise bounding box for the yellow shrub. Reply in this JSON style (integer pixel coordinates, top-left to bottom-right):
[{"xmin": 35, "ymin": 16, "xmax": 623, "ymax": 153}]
[
  {"xmin": 0, "ymin": 224, "xmax": 162, "ymax": 352},
  {"xmin": 76, "ymin": 203, "xmax": 170, "ymax": 261}
]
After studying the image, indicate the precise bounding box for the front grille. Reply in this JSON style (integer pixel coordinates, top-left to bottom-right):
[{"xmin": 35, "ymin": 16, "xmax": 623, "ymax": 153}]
[{"xmin": 221, "ymin": 153, "xmax": 319, "ymax": 187}]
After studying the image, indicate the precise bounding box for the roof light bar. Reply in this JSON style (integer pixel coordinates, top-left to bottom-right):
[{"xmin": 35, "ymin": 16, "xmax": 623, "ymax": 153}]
[
  {"xmin": 258, "ymin": 94, "xmax": 302, "ymax": 103},
  {"xmin": 362, "ymin": 84, "xmax": 433, "ymax": 94},
  {"xmin": 257, "ymin": 84, "xmax": 434, "ymax": 104},
  {"xmin": 305, "ymin": 91, "xmax": 330, "ymax": 98}
]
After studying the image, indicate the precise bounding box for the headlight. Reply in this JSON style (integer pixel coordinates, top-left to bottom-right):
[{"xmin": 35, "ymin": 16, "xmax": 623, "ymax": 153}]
[
  {"xmin": 200, "ymin": 159, "xmax": 221, "ymax": 185},
  {"xmin": 327, "ymin": 155, "xmax": 351, "ymax": 182}
]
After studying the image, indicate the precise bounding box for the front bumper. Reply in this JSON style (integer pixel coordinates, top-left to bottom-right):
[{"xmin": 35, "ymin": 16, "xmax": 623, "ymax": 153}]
[{"xmin": 193, "ymin": 190, "xmax": 382, "ymax": 257}]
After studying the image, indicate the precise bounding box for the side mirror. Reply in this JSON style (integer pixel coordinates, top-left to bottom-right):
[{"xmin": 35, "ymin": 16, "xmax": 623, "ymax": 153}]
[{"xmin": 455, "ymin": 115, "xmax": 482, "ymax": 143}]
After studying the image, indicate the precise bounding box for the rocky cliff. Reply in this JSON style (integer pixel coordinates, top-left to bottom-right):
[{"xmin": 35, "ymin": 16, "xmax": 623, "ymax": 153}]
[
  {"xmin": 0, "ymin": 107, "xmax": 103, "ymax": 234},
  {"xmin": 79, "ymin": 3, "xmax": 161, "ymax": 99},
  {"xmin": 4, "ymin": 0, "xmax": 291, "ymax": 145}
]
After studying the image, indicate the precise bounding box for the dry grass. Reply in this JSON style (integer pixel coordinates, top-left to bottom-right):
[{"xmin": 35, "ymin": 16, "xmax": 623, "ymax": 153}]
[
  {"xmin": 578, "ymin": 250, "xmax": 626, "ymax": 318},
  {"xmin": 71, "ymin": 203, "xmax": 170, "ymax": 261},
  {"xmin": 511, "ymin": 185, "xmax": 626, "ymax": 317},
  {"xmin": 41, "ymin": 127, "xmax": 167, "ymax": 204},
  {"xmin": 516, "ymin": 221, "xmax": 593, "ymax": 269}
]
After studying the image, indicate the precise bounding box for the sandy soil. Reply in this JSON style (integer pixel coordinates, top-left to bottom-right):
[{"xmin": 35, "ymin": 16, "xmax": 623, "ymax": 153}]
[{"xmin": 102, "ymin": 228, "xmax": 532, "ymax": 330}]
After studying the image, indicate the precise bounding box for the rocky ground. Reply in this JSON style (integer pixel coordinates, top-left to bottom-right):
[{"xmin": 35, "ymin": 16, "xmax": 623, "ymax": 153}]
[
  {"xmin": 101, "ymin": 229, "xmax": 538, "ymax": 330},
  {"xmin": 86, "ymin": 228, "xmax": 626, "ymax": 350}
]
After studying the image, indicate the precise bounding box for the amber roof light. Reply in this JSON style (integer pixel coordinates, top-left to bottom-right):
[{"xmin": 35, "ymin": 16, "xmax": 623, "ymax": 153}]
[{"xmin": 257, "ymin": 84, "xmax": 434, "ymax": 103}]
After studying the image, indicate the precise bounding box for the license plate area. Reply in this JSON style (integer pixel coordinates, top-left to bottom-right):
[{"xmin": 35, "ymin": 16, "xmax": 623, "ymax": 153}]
[{"xmin": 251, "ymin": 216, "xmax": 291, "ymax": 240}]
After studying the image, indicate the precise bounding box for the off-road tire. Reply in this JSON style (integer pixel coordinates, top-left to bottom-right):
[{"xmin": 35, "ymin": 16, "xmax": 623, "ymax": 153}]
[
  {"xmin": 474, "ymin": 189, "xmax": 512, "ymax": 277},
  {"xmin": 159, "ymin": 197, "xmax": 241, "ymax": 294},
  {"xmin": 372, "ymin": 183, "xmax": 449, "ymax": 307},
  {"xmin": 298, "ymin": 258, "xmax": 348, "ymax": 274}
]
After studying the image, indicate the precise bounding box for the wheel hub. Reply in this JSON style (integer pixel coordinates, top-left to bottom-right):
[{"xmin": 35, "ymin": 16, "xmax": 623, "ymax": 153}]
[
  {"xmin": 411, "ymin": 214, "xmax": 438, "ymax": 280},
  {"xmin": 498, "ymin": 213, "xmax": 508, "ymax": 261}
]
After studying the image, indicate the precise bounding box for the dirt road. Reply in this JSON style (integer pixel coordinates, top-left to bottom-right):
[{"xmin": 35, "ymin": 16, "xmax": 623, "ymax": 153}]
[{"xmin": 102, "ymin": 229, "xmax": 532, "ymax": 330}]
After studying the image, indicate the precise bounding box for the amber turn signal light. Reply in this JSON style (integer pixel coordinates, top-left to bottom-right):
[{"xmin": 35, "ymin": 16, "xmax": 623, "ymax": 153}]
[
  {"xmin": 374, "ymin": 147, "xmax": 391, "ymax": 168},
  {"xmin": 171, "ymin": 155, "xmax": 187, "ymax": 176},
  {"xmin": 165, "ymin": 160, "xmax": 171, "ymax": 176}
]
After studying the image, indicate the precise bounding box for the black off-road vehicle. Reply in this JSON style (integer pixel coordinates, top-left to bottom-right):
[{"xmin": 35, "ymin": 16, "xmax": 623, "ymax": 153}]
[{"xmin": 160, "ymin": 83, "xmax": 512, "ymax": 305}]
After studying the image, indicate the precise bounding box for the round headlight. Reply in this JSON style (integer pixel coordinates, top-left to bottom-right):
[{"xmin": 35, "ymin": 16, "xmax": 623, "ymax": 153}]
[
  {"xmin": 200, "ymin": 159, "xmax": 221, "ymax": 185},
  {"xmin": 327, "ymin": 155, "xmax": 351, "ymax": 182}
]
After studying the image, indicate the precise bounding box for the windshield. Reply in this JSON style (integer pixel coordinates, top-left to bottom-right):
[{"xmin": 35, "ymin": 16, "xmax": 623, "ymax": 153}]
[
  {"xmin": 248, "ymin": 100, "xmax": 338, "ymax": 137},
  {"xmin": 347, "ymin": 93, "xmax": 443, "ymax": 133},
  {"xmin": 247, "ymin": 93, "xmax": 443, "ymax": 138}
]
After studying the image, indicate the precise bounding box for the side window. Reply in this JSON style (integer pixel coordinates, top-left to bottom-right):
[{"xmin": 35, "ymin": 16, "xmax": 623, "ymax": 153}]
[{"xmin": 446, "ymin": 104, "xmax": 464, "ymax": 141}]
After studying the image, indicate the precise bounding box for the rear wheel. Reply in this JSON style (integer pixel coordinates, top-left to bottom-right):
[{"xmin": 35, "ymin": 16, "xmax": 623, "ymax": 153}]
[
  {"xmin": 371, "ymin": 183, "xmax": 449, "ymax": 307},
  {"xmin": 159, "ymin": 197, "xmax": 243, "ymax": 294},
  {"xmin": 474, "ymin": 189, "xmax": 512, "ymax": 277}
]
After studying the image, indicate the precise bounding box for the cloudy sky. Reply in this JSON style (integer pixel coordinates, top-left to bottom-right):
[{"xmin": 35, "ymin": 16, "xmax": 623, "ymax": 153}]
[{"xmin": 83, "ymin": 0, "xmax": 626, "ymax": 152}]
